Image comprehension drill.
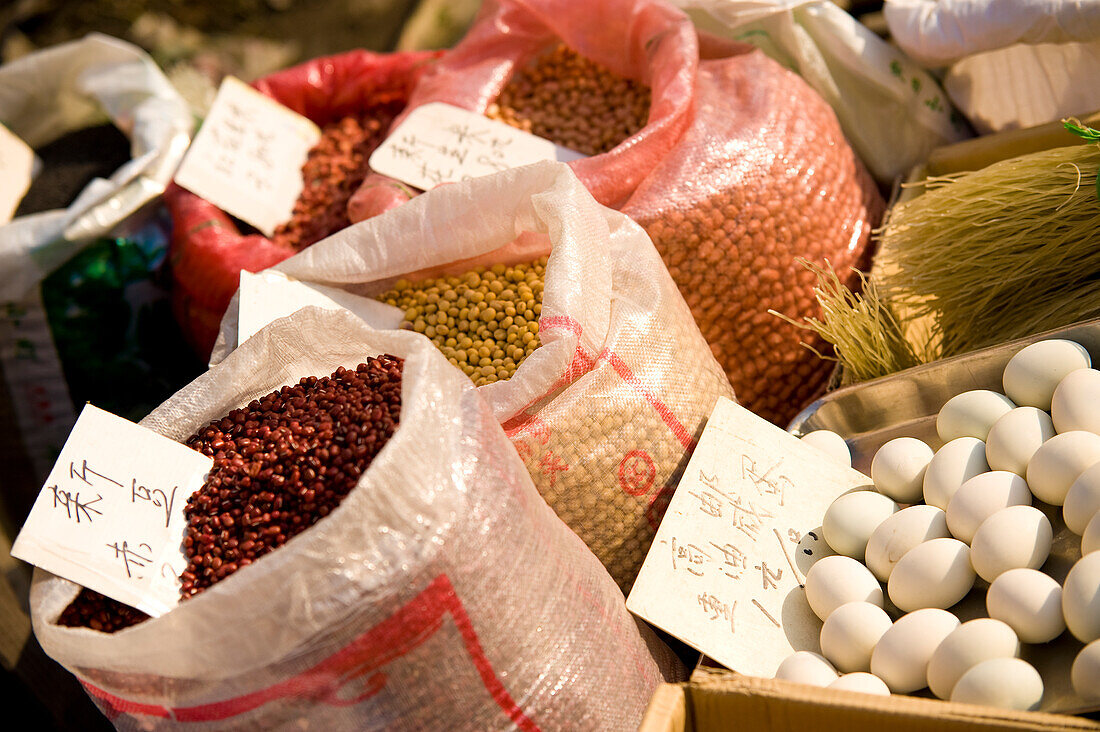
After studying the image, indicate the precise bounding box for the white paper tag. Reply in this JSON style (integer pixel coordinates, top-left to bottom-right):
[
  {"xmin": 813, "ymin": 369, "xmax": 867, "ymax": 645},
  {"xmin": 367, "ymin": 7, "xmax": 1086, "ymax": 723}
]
[
  {"xmin": 173, "ymin": 76, "xmax": 320, "ymax": 237},
  {"xmin": 11, "ymin": 404, "xmax": 212, "ymax": 616},
  {"xmin": 237, "ymin": 270, "xmax": 405, "ymax": 347},
  {"xmin": 369, "ymin": 102, "xmax": 585, "ymax": 190},
  {"xmin": 0, "ymin": 124, "xmax": 37, "ymax": 224},
  {"xmin": 627, "ymin": 397, "xmax": 872, "ymax": 678}
]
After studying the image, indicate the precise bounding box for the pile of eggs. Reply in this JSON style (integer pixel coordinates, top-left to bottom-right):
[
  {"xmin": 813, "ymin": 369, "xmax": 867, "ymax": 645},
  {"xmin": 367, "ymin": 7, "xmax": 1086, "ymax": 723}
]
[{"xmin": 779, "ymin": 339, "xmax": 1100, "ymax": 711}]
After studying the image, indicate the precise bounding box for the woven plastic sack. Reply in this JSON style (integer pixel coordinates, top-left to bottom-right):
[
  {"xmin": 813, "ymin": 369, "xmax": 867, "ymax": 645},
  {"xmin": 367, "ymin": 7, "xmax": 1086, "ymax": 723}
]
[
  {"xmin": 165, "ymin": 49, "xmax": 440, "ymax": 358},
  {"xmin": 345, "ymin": 0, "xmax": 697, "ymax": 221},
  {"xmin": 31, "ymin": 306, "xmax": 681, "ymax": 730},
  {"xmin": 213, "ymin": 161, "xmax": 735, "ymax": 593},
  {"xmin": 621, "ymin": 40, "xmax": 884, "ymax": 426},
  {"xmin": 670, "ymin": 0, "xmax": 968, "ymax": 182},
  {"xmin": 0, "ymin": 33, "xmax": 192, "ymax": 302}
]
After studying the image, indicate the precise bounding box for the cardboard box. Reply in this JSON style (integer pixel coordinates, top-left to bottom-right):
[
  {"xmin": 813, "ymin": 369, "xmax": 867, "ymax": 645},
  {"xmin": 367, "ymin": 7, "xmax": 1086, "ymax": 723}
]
[{"xmin": 641, "ymin": 669, "xmax": 1100, "ymax": 731}]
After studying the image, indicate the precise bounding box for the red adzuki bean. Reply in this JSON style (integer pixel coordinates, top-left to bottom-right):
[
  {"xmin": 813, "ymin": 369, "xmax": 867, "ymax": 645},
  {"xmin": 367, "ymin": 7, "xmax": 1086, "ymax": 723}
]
[{"xmin": 57, "ymin": 356, "xmax": 404, "ymax": 632}]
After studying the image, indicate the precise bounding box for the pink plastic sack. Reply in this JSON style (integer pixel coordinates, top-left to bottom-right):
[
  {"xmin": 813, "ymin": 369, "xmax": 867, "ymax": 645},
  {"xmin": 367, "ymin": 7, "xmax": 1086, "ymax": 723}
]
[
  {"xmin": 346, "ymin": 0, "xmax": 697, "ymax": 220},
  {"xmin": 622, "ymin": 39, "xmax": 884, "ymax": 425},
  {"xmin": 31, "ymin": 308, "xmax": 681, "ymax": 730}
]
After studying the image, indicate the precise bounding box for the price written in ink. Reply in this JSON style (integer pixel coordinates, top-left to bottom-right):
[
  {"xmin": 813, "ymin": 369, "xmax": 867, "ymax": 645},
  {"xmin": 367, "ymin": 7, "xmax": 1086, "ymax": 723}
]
[
  {"xmin": 11, "ymin": 404, "xmax": 212, "ymax": 617},
  {"xmin": 174, "ymin": 76, "xmax": 321, "ymax": 237},
  {"xmin": 627, "ymin": 397, "xmax": 872, "ymax": 679},
  {"xmin": 664, "ymin": 468, "xmax": 800, "ymax": 635},
  {"xmin": 370, "ymin": 103, "xmax": 585, "ymax": 192}
]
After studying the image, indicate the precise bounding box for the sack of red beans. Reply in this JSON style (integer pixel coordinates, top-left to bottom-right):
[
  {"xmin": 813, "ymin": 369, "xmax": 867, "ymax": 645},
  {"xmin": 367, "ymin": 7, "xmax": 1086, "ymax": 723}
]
[
  {"xmin": 31, "ymin": 307, "xmax": 680, "ymax": 730},
  {"xmin": 621, "ymin": 36, "xmax": 884, "ymax": 426},
  {"xmin": 165, "ymin": 49, "xmax": 439, "ymax": 358},
  {"xmin": 345, "ymin": 0, "xmax": 696, "ymax": 221},
  {"xmin": 222, "ymin": 161, "xmax": 735, "ymax": 594}
]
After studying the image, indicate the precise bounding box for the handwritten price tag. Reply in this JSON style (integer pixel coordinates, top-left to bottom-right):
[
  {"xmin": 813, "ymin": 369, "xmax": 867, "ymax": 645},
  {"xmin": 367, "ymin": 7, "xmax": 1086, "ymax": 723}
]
[
  {"xmin": 12, "ymin": 404, "xmax": 212, "ymax": 616},
  {"xmin": 237, "ymin": 270, "xmax": 405, "ymax": 347},
  {"xmin": 626, "ymin": 397, "xmax": 871, "ymax": 678},
  {"xmin": 0, "ymin": 123, "xmax": 37, "ymax": 224},
  {"xmin": 173, "ymin": 76, "xmax": 321, "ymax": 237},
  {"xmin": 368, "ymin": 102, "xmax": 585, "ymax": 191}
]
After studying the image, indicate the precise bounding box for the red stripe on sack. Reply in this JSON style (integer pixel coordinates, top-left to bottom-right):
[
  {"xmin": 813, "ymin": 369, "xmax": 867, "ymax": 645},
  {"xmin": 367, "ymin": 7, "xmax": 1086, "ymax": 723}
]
[
  {"xmin": 81, "ymin": 683, "xmax": 171, "ymax": 720},
  {"xmin": 602, "ymin": 351, "xmax": 696, "ymax": 451},
  {"xmin": 505, "ymin": 317, "xmax": 596, "ymax": 437},
  {"xmin": 506, "ymin": 316, "xmax": 694, "ymax": 452},
  {"xmin": 82, "ymin": 575, "xmax": 538, "ymax": 729},
  {"xmin": 537, "ymin": 315, "xmax": 582, "ymax": 336},
  {"xmin": 441, "ymin": 577, "xmax": 541, "ymax": 732}
]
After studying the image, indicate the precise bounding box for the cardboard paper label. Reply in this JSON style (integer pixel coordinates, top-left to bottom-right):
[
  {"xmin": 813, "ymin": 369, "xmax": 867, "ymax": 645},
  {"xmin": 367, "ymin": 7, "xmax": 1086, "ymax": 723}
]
[
  {"xmin": 369, "ymin": 102, "xmax": 585, "ymax": 190},
  {"xmin": 11, "ymin": 404, "xmax": 212, "ymax": 616},
  {"xmin": 627, "ymin": 397, "xmax": 871, "ymax": 678},
  {"xmin": 0, "ymin": 124, "xmax": 37, "ymax": 223},
  {"xmin": 237, "ymin": 270, "xmax": 405, "ymax": 347},
  {"xmin": 173, "ymin": 76, "xmax": 320, "ymax": 237}
]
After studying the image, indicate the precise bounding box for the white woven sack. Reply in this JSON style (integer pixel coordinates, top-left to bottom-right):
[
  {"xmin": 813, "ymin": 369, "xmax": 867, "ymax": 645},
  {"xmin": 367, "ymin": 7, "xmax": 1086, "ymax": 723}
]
[
  {"xmin": 31, "ymin": 307, "xmax": 681, "ymax": 730},
  {"xmin": 212, "ymin": 161, "xmax": 735, "ymax": 593}
]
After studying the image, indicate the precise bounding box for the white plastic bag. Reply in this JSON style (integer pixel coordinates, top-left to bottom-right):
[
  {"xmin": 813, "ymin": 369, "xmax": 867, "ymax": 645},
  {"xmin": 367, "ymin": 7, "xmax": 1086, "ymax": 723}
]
[
  {"xmin": 213, "ymin": 161, "xmax": 735, "ymax": 593},
  {"xmin": 0, "ymin": 33, "xmax": 193, "ymax": 491},
  {"xmin": 885, "ymin": 0, "xmax": 1100, "ymax": 133},
  {"xmin": 31, "ymin": 307, "xmax": 682, "ymax": 730},
  {"xmin": 672, "ymin": 0, "xmax": 968, "ymax": 181},
  {"xmin": 0, "ymin": 33, "xmax": 193, "ymax": 301}
]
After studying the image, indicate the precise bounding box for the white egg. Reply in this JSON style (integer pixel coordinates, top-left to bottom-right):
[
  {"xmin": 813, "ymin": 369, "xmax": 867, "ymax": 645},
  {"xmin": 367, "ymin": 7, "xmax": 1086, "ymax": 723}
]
[
  {"xmin": 822, "ymin": 491, "xmax": 899, "ymax": 561},
  {"xmin": 819, "ymin": 601, "xmax": 893, "ymax": 673},
  {"xmin": 887, "ymin": 538, "xmax": 975, "ymax": 612},
  {"xmin": 1072, "ymin": 639, "xmax": 1100, "ymax": 702},
  {"xmin": 800, "ymin": 430, "xmax": 852, "ymax": 467},
  {"xmin": 926, "ymin": 618, "xmax": 1020, "ymax": 700},
  {"xmin": 986, "ymin": 568, "xmax": 1065, "ymax": 644},
  {"xmin": 1026, "ymin": 431, "xmax": 1100, "ymax": 506},
  {"xmin": 865, "ymin": 505, "xmax": 951, "ymax": 582},
  {"xmin": 1002, "ymin": 338, "xmax": 1091, "ymax": 411},
  {"xmin": 937, "ymin": 390, "xmax": 1015, "ymax": 442},
  {"xmin": 1064, "ymin": 460, "xmax": 1100, "ymax": 534},
  {"xmin": 827, "ymin": 672, "xmax": 891, "ymax": 696},
  {"xmin": 970, "ymin": 505, "xmax": 1053, "ymax": 583},
  {"xmin": 870, "ymin": 608, "xmax": 960, "ymax": 693},
  {"xmin": 794, "ymin": 526, "xmax": 837, "ymax": 575},
  {"xmin": 804, "ymin": 555, "xmax": 884, "ymax": 621},
  {"xmin": 924, "ymin": 437, "xmax": 990, "ymax": 510},
  {"xmin": 774, "ymin": 651, "xmax": 839, "ymax": 687},
  {"xmin": 871, "ymin": 437, "xmax": 933, "ymax": 504},
  {"xmin": 945, "ymin": 471, "xmax": 1032, "ymax": 544},
  {"xmin": 950, "ymin": 658, "xmax": 1043, "ymax": 711},
  {"xmin": 1063, "ymin": 551, "xmax": 1100, "ymax": 643},
  {"xmin": 1084, "ymin": 512, "xmax": 1100, "ymax": 556},
  {"xmin": 985, "ymin": 407, "xmax": 1056, "ymax": 476},
  {"xmin": 1052, "ymin": 368, "xmax": 1100, "ymax": 435}
]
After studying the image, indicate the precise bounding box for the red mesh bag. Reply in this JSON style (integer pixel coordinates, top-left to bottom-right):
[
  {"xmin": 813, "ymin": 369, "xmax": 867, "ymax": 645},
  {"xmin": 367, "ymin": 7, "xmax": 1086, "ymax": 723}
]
[
  {"xmin": 166, "ymin": 50, "xmax": 439, "ymax": 358},
  {"xmin": 345, "ymin": 0, "xmax": 697, "ymax": 221},
  {"xmin": 622, "ymin": 39, "xmax": 885, "ymax": 425}
]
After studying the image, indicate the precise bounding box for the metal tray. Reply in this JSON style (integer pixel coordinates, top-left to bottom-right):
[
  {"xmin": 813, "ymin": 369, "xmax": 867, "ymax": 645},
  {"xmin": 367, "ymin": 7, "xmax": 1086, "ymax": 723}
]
[
  {"xmin": 789, "ymin": 317, "xmax": 1100, "ymax": 473},
  {"xmin": 787, "ymin": 317, "xmax": 1100, "ymax": 716}
]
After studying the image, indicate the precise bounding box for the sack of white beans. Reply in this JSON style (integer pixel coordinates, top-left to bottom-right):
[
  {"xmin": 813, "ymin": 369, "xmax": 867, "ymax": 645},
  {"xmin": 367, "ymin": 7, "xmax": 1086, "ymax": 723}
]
[
  {"xmin": 213, "ymin": 161, "xmax": 736, "ymax": 593},
  {"xmin": 30, "ymin": 307, "xmax": 682, "ymax": 730}
]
